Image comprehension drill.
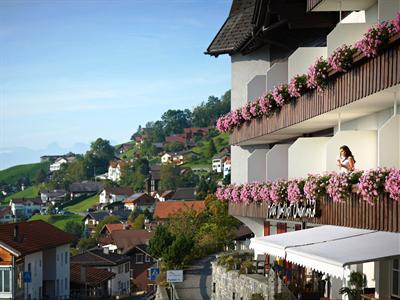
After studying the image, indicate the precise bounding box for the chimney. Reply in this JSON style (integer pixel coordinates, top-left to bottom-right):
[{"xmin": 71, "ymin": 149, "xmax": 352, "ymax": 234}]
[
  {"xmin": 80, "ymin": 265, "xmax": 86, "ymax": 283},
  {"xmin": 13, "ymin": 225, "xmax": 19, "ymax": 242}
]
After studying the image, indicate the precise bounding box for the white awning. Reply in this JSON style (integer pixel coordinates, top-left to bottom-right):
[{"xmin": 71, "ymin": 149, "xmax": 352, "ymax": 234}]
[{"xmin": 250, "ymin": 225, "xmax": 400, "ymax": 278}]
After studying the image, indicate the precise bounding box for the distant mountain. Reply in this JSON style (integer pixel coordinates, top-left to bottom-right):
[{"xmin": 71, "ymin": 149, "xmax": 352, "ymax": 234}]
[{"xmin": 0, "ymin": 143, "xmax": 89, "ymax": 170}]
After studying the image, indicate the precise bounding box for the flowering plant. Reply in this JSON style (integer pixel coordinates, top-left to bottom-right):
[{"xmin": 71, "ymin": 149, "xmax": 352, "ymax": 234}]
[
  {"xmin": 272, "ymin": 84, "xmax": 291, "ymax": 107},
  {"xmin": 269, "ymin": 179, "xmax": 288, "ymax": 203},
  {"xmin": 328, "ymin": 45, "xmax": 357, "ymax": 72},
  {"xmin": 357, "ymin": 168, "xmax": 390, "ymax": 204},
  {"xmin": 393, "ymin": 12, "xmax": 400, "ymax": 33},
  {"xmin": 355, "ymin": 21, "xmax": 396, "ymax": 58},
  {"xmin": 288, "ymin": 74, "xmax": 308, "ymax": 98},
  {"xmin": 259, "ymin": 93, "xmax": 276, "ymax": 116},
  {"xmin": 249, "ymin": 101, "xmax": 262, "ymax": 118},
  {"xmin": 307, "ymin": 57, "xmax": 329, "ymax": 92},
  {"xmin": 304, "ymin": 174, "xmax": 330, "ymax": 201},
  {"xmin": 241, "ymin": 103, "xmax": 252, "ymax": 121},
  {"xmin": 385, "ymin": 168, "xmax": 400, "ymax": 201},
  {"xmin": 287, "ymin": 179, "xmax": 305, "ymax": 204},
  {"xmin": 327, "ymin": 172, "xmax": 352, "ymax": 203}
]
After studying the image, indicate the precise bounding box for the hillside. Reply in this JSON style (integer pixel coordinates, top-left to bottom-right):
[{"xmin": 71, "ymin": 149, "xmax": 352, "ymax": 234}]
[
  {"xmin": 64, "ymin": 194, "xmax": 99, "ymax": 213},
  {"xmin": 3, "ymin": 185, "xmax": 41, "ymax": 204},
  {"xmin": 0, "ymin": 161, "xmax": 50, "ymax": 185}
]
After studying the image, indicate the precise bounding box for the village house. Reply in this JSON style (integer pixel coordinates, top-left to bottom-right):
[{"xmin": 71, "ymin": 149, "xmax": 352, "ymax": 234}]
[
  {"xmin": 69, "ymin": 181, "xmax": 103, "ymax": 199},
  {"xmin": 70, "ymin": 264, "xmax": 115, "ymax": 299},
  {"xmin": 207, "ymin": 0, "xmax": 400, "ymax": 299},
  {"xmin": 40, "ymin": 189, "xmax": 66, "ymax": 205},
  {"xmin": 183, "ymin": 127, "xmax": 209, "ymax": 140},
  {"xmin": 49, "ymin": 156, "xmax": 76, "ymax": 172},
  {"xmin": 71, "ymin": 248, "xmax": 131, "ymax": 297},
  {"xmin": 223, "ymin": 157, "xmax": 231, "ymax": 178},
  {"xmin": 83, "ymin": 211, "xmax": 113, "ymax": 234},
  {"xmin": 9, "ymin": 197, "xmax": 42, "ymax": 219},
  {"xmin": 212, "ymin": 150, "xmax": 230, "ymax": 173},
  {"xmin": 0, "ymin": 207, "xmax": 15, "ymax": 224},
  {"xmin": 123, "ymin": 193, "xmax": 156, "ymax": 212},
  {"xmin": 116, "ymin": 143, "xmax": 134, "ymax": 154},
  {"xmin": 107, "ymin": 160, "xmax": 127, "ymax": 182},
  {"xmin": 99, "ymin": 229, "xmax": 155, "ymax": 293},
  {"xmin": 98, "ymin": 186, "xmax": 134, "ymax": 206},
  {"xmin": 99, "ymin": 223, "xmax": 130, "ymax": 237},
  {"xmin": 145, "ymin": 164, "xmax": 161, "ymax": 193},
  {"xmin": 169, "ymin": 187, "xmax": 197, "ymax": 201},
  {"xmin": 165, "ymin": 133, "xmax": 187, "ymax": 145},
  {"xmin": 0, "ymin": 220, "xmax": 75, "ymax": 299}
]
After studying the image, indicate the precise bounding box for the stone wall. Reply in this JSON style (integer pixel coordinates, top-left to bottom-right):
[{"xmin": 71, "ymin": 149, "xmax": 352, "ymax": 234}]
[{"xmin": 211, "ymin": 262, "xmax": 293, "ymax": 300}]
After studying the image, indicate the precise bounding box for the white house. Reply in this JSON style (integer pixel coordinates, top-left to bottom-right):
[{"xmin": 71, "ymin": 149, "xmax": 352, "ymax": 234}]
[
  {"xmin": 0, "ymin": 207, "xmax": 15, "ymax": 224},
  {"xmin": 161, "ymin": 153, "xmax": 173, "ymax": 164},
  {"xmin": 0, "ymin": 220, "xmax": 74, "ymax": 299},
  {"xmin": 107, "ymin": 161, "xmax": 126, "ymax": 182},
  {"xmin": 212, "ymin": 152, "xmax": 230, "ymax": 173},
  {"xmin": 99, "ymin": 187, "xmax": 134, "ymax": 205},
  {"xmin": 123, "ymin": 193, "xmax": 156, "ymax": 212},
  {"xmin": 71, "ymin": 248, "xmax": 131, "ymax": 297},
  {"xmin": 223, "ymin": 158, "xmax": 231, "ymax": 178},
  {"xmin": 50, "ymin": 158, "xmax": 67, "ymax": 172},
  {"xmin": 207, "ymin": 1, "xmax": 400, "ymax": 299},
  {"xmin": 9, "ymin": 198, "xmax": 42, "ymax": 219}
]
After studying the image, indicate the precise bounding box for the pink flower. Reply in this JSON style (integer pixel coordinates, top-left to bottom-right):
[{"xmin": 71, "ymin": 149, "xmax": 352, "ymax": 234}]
[
  {"xmin": 327, "ymin": 172, "xmax": 352, "ymax": 203},
  {"xmin": 269, "ymin": 179, "xmax": 288, "ymax": 203},
  {"xmin": 272, "ymin": 84, "xmax": 290, "ymax": 107},
  {"xmin": 307, "ymin": 57, "xmax": 329, "ymax": 92},
  {"xmin": 357, "ymin": 168, "xmax": 389, "ymax": 204},
  {"xmin": 287, "ymin": 179, "xmax": 305, "ymax": 203},
  {"xmin": 288, "ymin": 75, "xmax": 308, "ymax": 98},
  {"xmin": 385, "ymin": 168, "xmax": 400, "ymax": 201},
  {"xmin": 328, "ymin": 45, "xmax": 357, "ymax": 72}
]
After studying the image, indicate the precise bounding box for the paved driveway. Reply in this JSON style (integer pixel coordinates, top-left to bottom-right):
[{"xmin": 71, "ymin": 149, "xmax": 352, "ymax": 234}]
[{"xmin": 173, "ymin": 255, "xmax": 215, "ymax": 300}]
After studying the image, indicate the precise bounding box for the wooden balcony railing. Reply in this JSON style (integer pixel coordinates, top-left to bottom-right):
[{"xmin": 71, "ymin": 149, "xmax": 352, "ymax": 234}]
[
  {"xmin": 230, "ymin": 33, "xmax": 400, "ymax": 145},
  {"xmin": 229, "ymin": 193, "xmax": 400, "ymax": 232}
]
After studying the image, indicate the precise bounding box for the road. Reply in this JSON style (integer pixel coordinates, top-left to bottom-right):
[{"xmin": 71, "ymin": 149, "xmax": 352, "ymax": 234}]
[{"xmin": 173, "ymin": 255, "xmax": 215, "ymax": 300}]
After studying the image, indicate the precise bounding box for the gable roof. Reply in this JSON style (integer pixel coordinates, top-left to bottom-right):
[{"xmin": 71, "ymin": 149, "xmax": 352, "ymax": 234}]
[
  {"xmin": 10, "ymin": 197, "xmax": 42, "ymax": 205},
  {"xmin": 103, "ymin": 186, "xmax": 134, "ymax": 196},
  {"xmin": 154, "ymin": 200, "xmax": 205, "ymax": 219},
  {"xmin": 170, "ymin": 187, "xmax": 196, "ymax": 201},
  {"xmin": 100, "ymin": 223, "xmax": 126, "ymax": 235},
  {"xmin": 206, "ymin": 0, "xmax": 256, "ymax": 56},
  {"xmin": 0, "ymin": 220, "xmax": 75, "ymax": 257},
  {"xmin": 71, "ymin": 248, "xmax": 130, "ymax": 266},
  {"xmin": 123, "ymin": 193, "xmax": 155, "ymax": 205},
  {"xmin": 70, "ymin": 264, "xmax": 115, "ymax": 286},
  {"xmin": 0, "ymin": 206, "xmax": 13, "ymax": 218},
  {"xmin": 83, "ymin": 211, "xmax": 111, "ymax": 222},
  {"xmin": 69, "ymin": 181, "xmax": 103, "ymax": 193},
  {"xmin": 98, "ymin": 229, "xmax": 154, "ymax": 254}
]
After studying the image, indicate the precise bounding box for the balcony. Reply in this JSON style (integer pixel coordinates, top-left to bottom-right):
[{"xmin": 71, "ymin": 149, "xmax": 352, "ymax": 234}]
[
  {"xmin": 230, "ymin": 33, "xmax": 400, "ymax": 146},
  {"xmin": 267, "ymin": 62, "xmax": 288, "ymax": 91},
  {"xmin": 229, "ymin": 193, "xmax": 400, "ymax": 232},
  {"xmin": 327, "ymin": 23, "xmax": 370, "ymax": 55},
  {"xmin": 307, "ymin": 0, "xmax": 376, "ymax": 12},
  {"xmin": 287, "ymin": 47, "xmax": 326, "ymax": 82}
]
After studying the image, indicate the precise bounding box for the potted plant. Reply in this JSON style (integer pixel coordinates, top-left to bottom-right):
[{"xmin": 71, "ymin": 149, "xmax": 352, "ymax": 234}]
[
  {"xmin": 239, "ymin": 259, "xmax": 255, "ymax": 274},
  {"xmin": 339, "ymin": 271, "xmax": 367, "ymax": 300}
]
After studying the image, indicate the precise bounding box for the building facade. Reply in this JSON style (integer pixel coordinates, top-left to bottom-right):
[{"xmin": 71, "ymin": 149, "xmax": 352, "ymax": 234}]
[{"xmin": 207, "ymin": 0, "xmax": 400, "ymax": 299}]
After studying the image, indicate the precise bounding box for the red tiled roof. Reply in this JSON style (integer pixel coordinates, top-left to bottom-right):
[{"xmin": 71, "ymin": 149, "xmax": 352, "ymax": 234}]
[
  {"xmin": 101, "ymin": 223, "xmax": 128, "ymax": 235},
  {"xmin": 0, "ymin": 220, "xmax": 75, "ymax": 256},
  {"xmin": 123, "ymin": 193, "xmax": 155, "ymax": 205},
  {"xmin": 103, "ymin": 186, "xmax": 134, "ymax": 196},
  {"xmin": 183, "ymin": 127, "xmax": 209, "ymax": 134},
  {"xmin": 154, "ymin": 201, "xmax": 206, "ymax": 219},
  {"xmin": 70, "ymin": 264, "xmax": 115, "ymax": 286}
]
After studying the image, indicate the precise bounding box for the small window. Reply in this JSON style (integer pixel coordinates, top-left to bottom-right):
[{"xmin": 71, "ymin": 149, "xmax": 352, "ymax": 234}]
[
  {"xmin": 125, "ymin": 262, "xmax": 129, "ymax": 273},
  {"xmin": 145, "ymin": 255, "xmax": 151, "ymax": 263},
  {"xmin": 213, "ymin": 282, "xmax": 216, "ymax": 293},
  {"xmin": 136, "ymin": 253, "xmax": 144, "ymax": 264},
  {"xmin": 65, "ymin": 252, "xmax": 68, "ymax": 265},
  {"xmin": 232, "ymin": 292, "xmax": 235, "ymax": 300}
]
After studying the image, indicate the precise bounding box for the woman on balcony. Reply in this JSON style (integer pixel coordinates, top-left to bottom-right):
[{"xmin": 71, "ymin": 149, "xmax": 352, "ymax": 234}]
[{"xmin": 337, "ymin": 145, "xmax": 355, "ymax": 173}]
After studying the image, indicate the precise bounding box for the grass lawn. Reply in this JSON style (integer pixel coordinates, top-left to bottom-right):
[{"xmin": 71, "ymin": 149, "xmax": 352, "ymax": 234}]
[
  {"xmin": 0, "ymin": 161, "xmax": 50, "ymax": 185},
  {"xmin": 64, "ymin": 194, "xmax": 99, "ymax": 213},
  {"xmin": 30, "ymin": 213, "xmax": 82, "ymax": 230},
  {"xmin": 3, "ymin": 185, "xmax": 40, "ymax": 204}
]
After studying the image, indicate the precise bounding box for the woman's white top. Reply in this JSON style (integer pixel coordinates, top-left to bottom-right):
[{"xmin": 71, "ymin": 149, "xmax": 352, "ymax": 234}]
[{"xmin": 340, "ymin": 156, "xmax": 353, "ymax": 173}]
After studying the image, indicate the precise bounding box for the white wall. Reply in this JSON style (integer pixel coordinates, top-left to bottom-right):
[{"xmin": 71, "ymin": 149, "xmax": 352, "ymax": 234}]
[
  {"xmin": 288, "ymin": 47, "xmax": 327, "ymax": 82},
  {"xmin": 378, "ymin": 0, "xmax": 400, "ymax": 22},
  {"xmin": 378, "ymin": 115, "xmax": 400, "ymax": 168},
  {"xmin": 267, "ymin": 62, "xmax": 288, "ymax": 91},
  {"xmin": 326, "ymin": 130, "xmax": 377, "ymax": 172},
  {"xmin": 248, "ymin": 148, "xmax": 269, "ymax": 182},
  {"xmin": 327, "ymin": 23, "xmax": 370, "ymax": 55},
  {"xmin": 25, "ymin": 252, "xmax": 43, "ymax": 300},
  {"xmin": 231, "ymin": 145, "xmax": 251, "ymax": 184},
  {"xmin": 235, "ymin": 216, "xmax": 264, "ymax": 238},
  {"xmin": 231, "ymin": 46, "xmax": 270, "ymax": 110},
  {"xmin": 288, "ymin": 137, "xmax": 330, "ymax": 178},
  {"xmin": 247, "ymin": 75, "xmax": 267, "ymax": 102},
  {"xmin": 109, "ymin": 264, "xmax": 130, "ymax": 296},
  {"xmin": 266, "ymin": 144, "xmax": 290, "ymax": 181},
  {"xmin": 56, "ymin": 244, "xmax": 70, "ymax": 299}
]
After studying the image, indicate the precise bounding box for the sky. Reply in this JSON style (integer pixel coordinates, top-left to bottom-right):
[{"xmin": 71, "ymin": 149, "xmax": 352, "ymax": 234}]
[{"xmin": 0, "ymin": 0, "xmax": 231, "ymax": 152}]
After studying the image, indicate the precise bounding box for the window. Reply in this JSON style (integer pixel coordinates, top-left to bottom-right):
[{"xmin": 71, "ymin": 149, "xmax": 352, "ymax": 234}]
[
  {"xmin": 125, "ymin": 262, "xmax": 129, "ymax": 273},
  {"xmin": 393, "ymin": 259, "xmax": 400, "ymax": 299},
  {"xmin": 145, "ymin": 255, "xmax": 151, "ymax": 263},
  {"xmin": 136, "ymin": 253, "xmax": 144, "ymax": 264},
  {"xmin": 65, "ymin": 278, "xmax": 68, "ymax": 291},
  {"xmin": 64, "ymin": 252, "xmax": 68, "ymax": 265},
  {"xmin": 0, "ymin": 268, "xmax": 11, "ymax": 292},
  {"xmin": 118, "ymin": 265, "xmax": 123, "ymax": 274},
  {"xmin": 28, "ymin": 263, "xmax": 31, "ymax": 273},
  {"xmin": 56, "ymin": 279, "xmax": 59, "ymax": 296},
  {"xmin": 213, "ymin": 282, "xmax": 216, "ymax": 293}
]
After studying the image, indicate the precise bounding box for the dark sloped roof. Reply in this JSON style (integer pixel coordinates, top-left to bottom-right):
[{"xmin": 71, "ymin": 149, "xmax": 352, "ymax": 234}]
[
  {"xmin": 123, "ymin": 193, "xmax": 155, "ymax": 205},
  {"xmin": 206, "ymin": 0, "xmax": 256, "ymax": 56},
  {"xmin": 10, "ymin": 197, "xmax": 42, "ymax": 205},
  {"xmin": 69, "ymin": 181, "xmax": 103, "ymax": 193},
  {"xmin": 83, "ymin": 211, "xmax": 110, "ymax": 222},
  {"xmin": 70, "ymin": 264, "xmax": 115, "ymax": 286},
  {"xmin": 170, "ymin": 187, "xmax": 196, "ymax": 201},
  {"xmin": 0, "ymin": 220, "xmax": 75, "ymax": 256},
  {"xmin": 98, "ymin": 229, "xmax": 153, "ymax": 254},
  {"xmin": 103, "ymin": 186, "xmax": 134, "ymax": 196},
  {"xmin": 71, "ymin": 248, "xmax": 130, "ymax": 266}
]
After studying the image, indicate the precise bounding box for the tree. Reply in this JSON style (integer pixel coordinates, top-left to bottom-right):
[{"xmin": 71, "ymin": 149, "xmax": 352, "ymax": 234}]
[
  {"xmin": 132, "ymin": 214, "xmax": 145, "ymax": 229},
  {"xmin": 35, "ymin": 169, "xmax": 47, "ymax": 184},
  {"xmin": 207, "ymin": 139, "xmax": 217, "ymax": 158},
  {"xmin": 162, "ymin": 235, "xmax": 194, "ymax": 267},
  {"xmin": 77, "ymin": 237, "xmax": 98, "ymax": 251},
  {"xmin": 94, "ymin": 215, "xmax": 120, "ymax": 237},
  {"xmin": 64, "ymin": 221, "xmax": 83, "ymax": 239},
  {"xmin": 159, "ymin": 164, "xmax": 180, "ymax": 191},
  {"xmin": 148, "ymin": 225, "xmax": 175, "ymax": 258},
  {"xmin": 164, "ymin": 142, "xmax": 184, "ymax": 153},
  {"xmin": 86, "ymin": 138, "xmax": 115, "ymax": 175},
  {"xmin": 161, "ymin": 109, "xmax": 192, "ymax": 135}
]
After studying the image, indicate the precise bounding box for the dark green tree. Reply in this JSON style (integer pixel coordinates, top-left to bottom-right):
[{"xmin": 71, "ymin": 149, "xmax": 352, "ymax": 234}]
[
  {"xmin": 162, "ymin": 235, "xmax": 194, "ymax": 267},
  {"xmin": 159, "ymin": 164, "xmax": 180, "ymax": 191},
  {"xmin": 132, "ymin": 214, "xmax": 145, "ymax": 229},
  {"xmin": 35, "ymin": 169, "xmax": 47, "ymax": 184},
  {"xmin": 161, "ymin": 109, "xmax": 192, "ymax": 135},
  {"xmin": 148, "ymin": 225, "xmax": 175, "ymax": 258},
  {"xmin": 207, "ymin": 139, "xmax": 217, "ymax": 158},
  {"xmin": 64, "ymin": 221, "xmax": 84, "ymax": 239},
  {"xmin": 85, "ymin": 138, "xmax": 115, "ymax": 175}
]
